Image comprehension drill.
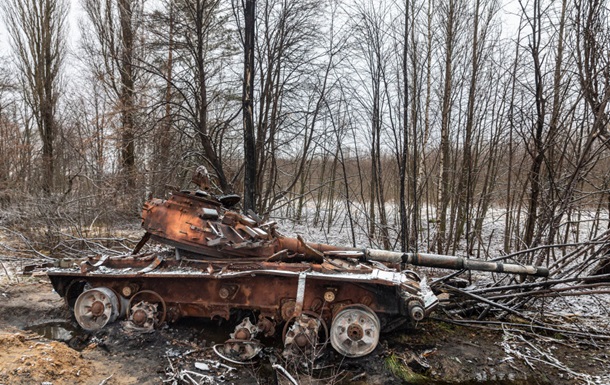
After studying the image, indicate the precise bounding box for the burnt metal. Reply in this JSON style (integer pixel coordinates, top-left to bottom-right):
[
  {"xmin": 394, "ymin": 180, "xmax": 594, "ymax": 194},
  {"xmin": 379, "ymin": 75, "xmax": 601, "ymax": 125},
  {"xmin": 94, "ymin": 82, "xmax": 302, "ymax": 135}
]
[{"xmin": 46, "ymin": 166, "xmax": 549, "ymax": 359}]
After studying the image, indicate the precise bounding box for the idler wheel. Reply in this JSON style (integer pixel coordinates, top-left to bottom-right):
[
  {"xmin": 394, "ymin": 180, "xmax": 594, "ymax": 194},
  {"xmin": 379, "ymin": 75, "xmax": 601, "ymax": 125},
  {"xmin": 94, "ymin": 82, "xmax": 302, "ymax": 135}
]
[
  {"xmin": 282, "ymin": 311, "xmax": 328, "ymax": 357},
  {"xmin": 74, "ymin": 287, "xmax": 120, "ymax": 331},
  {"xmin": 127, "ymin": 290, "xmax": 167, "ymax": 328},
  {"xmin": 330, "ymin": 304, "xmax": 380, "ymax": 358}
]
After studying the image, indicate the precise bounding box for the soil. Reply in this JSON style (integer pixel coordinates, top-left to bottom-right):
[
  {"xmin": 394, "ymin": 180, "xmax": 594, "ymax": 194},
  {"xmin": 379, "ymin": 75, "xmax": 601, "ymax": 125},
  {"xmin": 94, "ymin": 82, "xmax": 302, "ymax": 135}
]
[{"xmin": 0, "ymin": 276, "xmax": 609, "ymax": 385}]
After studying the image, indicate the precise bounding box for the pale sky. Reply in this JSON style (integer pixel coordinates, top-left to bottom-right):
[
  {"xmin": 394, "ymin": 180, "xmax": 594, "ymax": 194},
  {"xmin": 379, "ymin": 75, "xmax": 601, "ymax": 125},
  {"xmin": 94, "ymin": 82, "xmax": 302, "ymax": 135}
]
[
  {"xmin": 0, "ymin": 0, "xmax": 523, "ymax": 76},
  {"xmin": 0, "ymin": 0, "xmax": 82, "ymax": 65}
]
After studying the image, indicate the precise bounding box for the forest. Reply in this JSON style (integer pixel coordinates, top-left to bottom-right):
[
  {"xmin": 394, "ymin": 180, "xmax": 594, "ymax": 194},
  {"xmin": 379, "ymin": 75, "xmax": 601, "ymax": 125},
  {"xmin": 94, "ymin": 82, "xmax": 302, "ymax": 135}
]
[
  {"xmin": 1, "ymin": 0, "xmax": 610, "ymax": 261},
  {"xmin": 4, "ymin": 1, "xmax": 610, "ymax": 384}
]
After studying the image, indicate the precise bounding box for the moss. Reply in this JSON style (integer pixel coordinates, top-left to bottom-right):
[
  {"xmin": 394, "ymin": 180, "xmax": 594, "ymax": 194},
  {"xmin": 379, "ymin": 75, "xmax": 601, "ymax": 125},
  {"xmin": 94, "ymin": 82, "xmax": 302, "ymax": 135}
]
[
  {"xmin": 434, "ymin": 321, "xmax": 456, "ymax": 332},
  {"xmin": 392, "ymin": 333, "xmax": 412, "ymax": 345},
  {"xmin": 385, "ymin": 354, "xmax": 429, "ymax": 384},
  {"xmin": 552, "ymin": 332, "xmax": 566, "ymax": 340}
]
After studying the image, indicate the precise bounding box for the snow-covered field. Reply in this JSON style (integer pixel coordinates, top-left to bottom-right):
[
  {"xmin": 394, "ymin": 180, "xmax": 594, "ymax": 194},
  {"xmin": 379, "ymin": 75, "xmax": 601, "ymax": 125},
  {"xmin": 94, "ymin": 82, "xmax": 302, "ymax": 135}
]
[{"xmin": 274, "ymin": 201, "xmax": 610, "ymax": 256}]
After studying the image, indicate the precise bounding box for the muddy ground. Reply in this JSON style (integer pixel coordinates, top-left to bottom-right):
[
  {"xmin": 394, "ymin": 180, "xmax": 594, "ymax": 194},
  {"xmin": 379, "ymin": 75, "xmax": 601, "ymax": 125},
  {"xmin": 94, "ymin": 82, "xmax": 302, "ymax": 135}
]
[{"xmin": 0, "ymin": 276, "xmax": 609, "ymax": 385}]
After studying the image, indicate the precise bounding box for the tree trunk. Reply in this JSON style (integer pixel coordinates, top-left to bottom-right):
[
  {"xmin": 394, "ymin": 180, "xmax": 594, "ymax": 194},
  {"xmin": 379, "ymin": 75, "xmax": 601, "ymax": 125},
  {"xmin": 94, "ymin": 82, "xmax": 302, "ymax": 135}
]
[
  {"xmin": 243, "ymin": 0, "xmax": 257, "ymax": 212},
  {"xmin": 2, "ymin": 0, "xmax": 68, "ymax": 194},
  {"xmin": 436, "ymin": 0, "xmax": 456, "ymax": 253},
  {"xmin": 454, "ymin": 0, "xmax": 481, "ymax": 253},
  {"xmin": 523, "ymin": 0, "xmax": 546, "ymax": 248},
  {"xmin": 118, "ymin": 0, "xmax": 136, "ymax": 190}
]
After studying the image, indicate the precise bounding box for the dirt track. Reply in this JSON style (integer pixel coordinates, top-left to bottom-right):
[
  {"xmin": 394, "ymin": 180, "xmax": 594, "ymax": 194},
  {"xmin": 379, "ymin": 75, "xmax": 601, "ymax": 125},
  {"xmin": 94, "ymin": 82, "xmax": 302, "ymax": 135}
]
[{"xmin": 1, "ymin": 276, "xmax": 608, "ymax": 385}]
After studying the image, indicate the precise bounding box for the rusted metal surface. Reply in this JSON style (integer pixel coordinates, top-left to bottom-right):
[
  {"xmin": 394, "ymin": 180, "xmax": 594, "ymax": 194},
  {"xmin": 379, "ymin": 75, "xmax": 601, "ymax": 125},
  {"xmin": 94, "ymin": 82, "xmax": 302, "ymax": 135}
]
[
  {"xmin": 46, "ymin": 166, "xmax": 549, "ymax": 359},
  {"xmin": 48, "ymin": 254, "xmax": 430, "ymax": 324}
]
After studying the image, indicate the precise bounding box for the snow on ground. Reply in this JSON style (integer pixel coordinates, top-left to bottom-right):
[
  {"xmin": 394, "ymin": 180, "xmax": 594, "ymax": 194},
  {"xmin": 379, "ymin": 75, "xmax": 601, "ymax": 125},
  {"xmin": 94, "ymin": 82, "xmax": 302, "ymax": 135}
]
[
  {"xmin": 273, "ymin": 201, "xmax": 610, "ymax": 257},
  {"xmin": 272, "ymin": 201, "xmax": 610, "ymax": 322}
]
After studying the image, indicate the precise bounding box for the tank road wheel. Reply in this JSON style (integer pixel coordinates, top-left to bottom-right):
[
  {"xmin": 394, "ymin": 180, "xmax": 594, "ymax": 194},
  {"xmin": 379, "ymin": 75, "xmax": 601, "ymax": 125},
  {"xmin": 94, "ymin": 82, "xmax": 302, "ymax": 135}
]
[
  {"xmin": 282, "ymin": 311, "xmax": 328, "ymax": 358},
  {"xmin": 127, "ymin": 290, "xmax": 167, "ymax": 328},
  {"xmin": 214, "ymin": 318, "xmax": 264, "ymax": 363},
  {"xmin": 330, "ymin": 304, "xmax": 380, "ymax": 358},
  {"xmin": 74, "ymin": 287, "xmax": 120, "ymax": 331}
]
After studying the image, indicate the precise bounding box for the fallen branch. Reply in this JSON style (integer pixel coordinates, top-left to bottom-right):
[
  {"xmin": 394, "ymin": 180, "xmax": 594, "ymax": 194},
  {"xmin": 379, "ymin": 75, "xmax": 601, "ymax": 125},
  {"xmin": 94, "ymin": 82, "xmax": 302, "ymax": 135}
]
[
  {"xmin": 0, "ymin": 261, "xmax": 12, "ymax": 283},
  {"xmin": 272, "ymin": 363, "xmax": 299, "ymax": 385},
  {"xmin": 469, "ymin": 273, "xmax": 610, "ymax": 295},
  {"xmin": 432, "ymin": 317, "xmax": 610, "ymax": 341},
  {"xmin": 0, "ymin": 226, "xmax": 53, "ymax": 260},
  {"xmin": 487, "ymin": 283, "xmax": 610, "ymax": 300},
  {"xmin": 502, "ymin": 329, "xmax": 598, "ymax": 385},
  {"xmin": 440, "ymin": 284, "xmax": 545, "ymax": 326}
]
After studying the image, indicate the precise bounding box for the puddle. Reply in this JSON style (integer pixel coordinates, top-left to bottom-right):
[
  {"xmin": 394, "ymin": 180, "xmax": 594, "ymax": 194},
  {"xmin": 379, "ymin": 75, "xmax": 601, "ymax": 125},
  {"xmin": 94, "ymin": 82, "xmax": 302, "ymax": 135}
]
[{"xmin": 25, "ymin": 321, "xmax": 91, "ymax": 350}]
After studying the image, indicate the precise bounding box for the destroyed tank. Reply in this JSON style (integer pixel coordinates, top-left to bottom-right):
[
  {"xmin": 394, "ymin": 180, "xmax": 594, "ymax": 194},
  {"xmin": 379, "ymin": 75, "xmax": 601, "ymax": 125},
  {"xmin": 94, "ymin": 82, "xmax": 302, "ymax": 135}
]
[{"xmin": 46, "ymin": 167, "xmax": 549, "ymax": 361}]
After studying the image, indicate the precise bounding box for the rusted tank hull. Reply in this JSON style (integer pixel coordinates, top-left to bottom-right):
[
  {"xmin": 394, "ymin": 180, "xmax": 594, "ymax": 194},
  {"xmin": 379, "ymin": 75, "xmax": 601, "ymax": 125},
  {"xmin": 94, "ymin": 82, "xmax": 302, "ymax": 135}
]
[
  {"xmin": 47, "ymin": 252, "xmax": 437, "ymax": 327},
  {"xmin": 49, "ymin": 271, "xmax": 420, "ymax": 323},
  {"xmin": 47, "ymin": 252, "xmax": 438, "ymax": 359}
]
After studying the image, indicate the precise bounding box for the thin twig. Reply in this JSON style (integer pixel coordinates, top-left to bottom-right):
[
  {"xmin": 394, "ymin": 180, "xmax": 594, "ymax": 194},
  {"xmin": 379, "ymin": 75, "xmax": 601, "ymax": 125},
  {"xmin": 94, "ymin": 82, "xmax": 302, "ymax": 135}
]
[
  {"xmin": 441, "ymin": 284, "xmax": 545, "ymax": 325},
  {"xmin": 0, "ymin": 226, "xmax": 53, "ymax": 260},
  {"xmin": 432, "ymin": 317, "xmax": 610, "ymax": 340}
]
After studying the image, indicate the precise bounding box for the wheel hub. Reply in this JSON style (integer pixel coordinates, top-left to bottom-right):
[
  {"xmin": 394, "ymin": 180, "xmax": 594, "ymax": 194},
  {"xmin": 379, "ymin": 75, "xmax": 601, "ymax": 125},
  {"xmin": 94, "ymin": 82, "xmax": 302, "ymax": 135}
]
[
  {"xmin": 127, "ymin": 290, "xmax": 167, "ymax": 329},
  {"xmin": 132, "ymin": 309, "xmax": 147, "ymax": 325},
  {"xmin": 282, "ymin": 313, "xmax": 326, "ymax": 358},
  {"xmin": 90, "ymin": 301, "xmax": 105, "ymax": 317},
  {"xmin": 74, "ymin": 287, "xmax": 120, "ymax": 331},
  {"xmin": 218, "ymin": 318, "xmax": 263, "ymax": 362},
  {"xmin": 128, "ymin": 301, "xmax": 158, "ymax": 329},
  {"xmin": 347, "ymin": 323, "xmax": 364, "ymax": 341},
  {"xmin": 330, "ymin": 304, "xmax": 380, "ymax": 358}
]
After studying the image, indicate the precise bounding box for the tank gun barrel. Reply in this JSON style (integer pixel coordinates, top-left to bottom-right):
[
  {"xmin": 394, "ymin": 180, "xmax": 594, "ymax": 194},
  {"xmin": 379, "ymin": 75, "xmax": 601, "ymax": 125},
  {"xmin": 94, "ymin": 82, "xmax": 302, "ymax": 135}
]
[
  {"xmin": 364, "ymin": 249, "xmax": 548, "ymax": 277},
  {"xmin": 289, "ymin": 239, "xmax": 549, "ymax": 277}
]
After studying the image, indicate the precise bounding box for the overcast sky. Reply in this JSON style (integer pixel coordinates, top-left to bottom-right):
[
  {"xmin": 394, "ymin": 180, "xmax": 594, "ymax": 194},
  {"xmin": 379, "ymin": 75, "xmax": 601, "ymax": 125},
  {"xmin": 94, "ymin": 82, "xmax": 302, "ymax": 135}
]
[{"xmin": 0, "ymin": 0, "xmax": 522, "ymax": 73}]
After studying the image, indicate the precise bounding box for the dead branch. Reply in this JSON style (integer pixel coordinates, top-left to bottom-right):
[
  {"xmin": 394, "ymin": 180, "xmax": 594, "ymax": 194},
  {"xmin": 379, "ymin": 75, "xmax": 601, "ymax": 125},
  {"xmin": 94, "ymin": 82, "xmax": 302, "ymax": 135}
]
[
  {"xmin": 432, "ymin": 317, "xmax": 610, "ymax": 341},
  {"xmin": 440, "ymin": 284, "xmax": 545, "ymax": 326},
  {"xmin": 0, "ymin": 226, "xmax": 53, "ymax": 260}
]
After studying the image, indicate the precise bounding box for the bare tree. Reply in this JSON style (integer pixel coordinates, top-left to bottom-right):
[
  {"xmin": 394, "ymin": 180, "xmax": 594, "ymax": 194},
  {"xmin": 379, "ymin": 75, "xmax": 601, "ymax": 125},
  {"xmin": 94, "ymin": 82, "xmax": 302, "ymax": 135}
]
[
  {"xmin": 147, "ymin": 0, "xmax": 239, "ymax": 193},
  {"xmin": 146, "ymin": 1, "xmax": 175, "ymax": 195},
  {"xmin": 80, "ymin": 0, "xmax": 145, "ymax": 191},
  {"xmin": 519, "ymin": 0, "xmax": 547, "ymax": 248},
  {"xmin": 0, "ymin": 57, "xmax": 22, "ymax": 190},
  {"xmin": 573, "ymin": 0, "xmax": 610, "ymax": 145},
  {"xmin": 451, "ymin": 0, "xmax": 499, "ymax": 254},
  {"xmin": 246, "ymin": 0, "xmax": 329, "ymax": 215},
  {"xmin": 242, "ymin": 0, "xmax": 256, "ymax": 211},
  {"xmin": 2, "ymin": 0, "xmax": 68, "ymax": 193},
  {"xmin": 348, "ymin": 0, "xmax": 394, "ymax": 249},
  {"xmin": 435, "ymin": 0, "xmax": 465, "ymax": 253}
]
